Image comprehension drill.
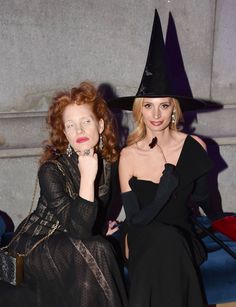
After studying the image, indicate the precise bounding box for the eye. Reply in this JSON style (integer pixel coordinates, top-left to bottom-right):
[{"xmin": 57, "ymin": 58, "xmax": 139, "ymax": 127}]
[
  {"xmin": 64, "ymin": 121, "xmax": 76, "ymax": 133},
  {"xmin": 160, "ymin": 103, "xmax": 170, "ymax": 109},
  {"xmin": 65, "ymin": 122, "xmax": 74, "ymax": 130},
  {"xmin": 143, "ymin": 103, "xmax": 152, "ymax": 109},
  {"xmin": 82, "ymin": 118, "xmax": 91, "ymax": 125}
]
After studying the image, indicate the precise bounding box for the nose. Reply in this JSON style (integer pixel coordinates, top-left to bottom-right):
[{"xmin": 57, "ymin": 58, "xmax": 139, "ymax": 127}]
[
  {"xmin": 153, "ymin": 107, "xmax": 160, "ymax": 119},
  {"xmin": 76, "ymin": 123, "xmax": 84, "ymax": 133}
]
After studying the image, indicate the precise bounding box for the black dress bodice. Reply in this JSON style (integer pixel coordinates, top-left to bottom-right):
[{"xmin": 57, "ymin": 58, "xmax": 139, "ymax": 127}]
[
  {"xmin": 122, "ymin": 135, "xmax": 214, "ymax": 307},
  {"xmin": 129, "ymin": 177, "xmax": 158, "ymax": 209},
  {"xmin": 123, "ymin": 135, "xmax": 213, "ymax": 228}
]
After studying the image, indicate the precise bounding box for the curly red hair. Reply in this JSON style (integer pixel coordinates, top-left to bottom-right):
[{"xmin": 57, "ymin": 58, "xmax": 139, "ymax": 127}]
[{"xmin": 40, "ymin": 81, "xmax": 119, "ymax": 164}]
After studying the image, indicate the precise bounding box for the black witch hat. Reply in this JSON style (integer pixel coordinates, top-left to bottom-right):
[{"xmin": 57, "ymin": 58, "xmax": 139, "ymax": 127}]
[{"xmin": 109, "ymin": 10, "xmax": 221, "ymax": 112}]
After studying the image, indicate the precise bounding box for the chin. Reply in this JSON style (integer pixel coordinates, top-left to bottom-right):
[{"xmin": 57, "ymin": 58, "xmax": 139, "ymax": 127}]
[
  {"xmin": 148, "ymin": 126, "xmax": 163, "ymax": 132},
  {"xmin": 150, "ymin": 124, "xmax": 170, "ymax": 132}
]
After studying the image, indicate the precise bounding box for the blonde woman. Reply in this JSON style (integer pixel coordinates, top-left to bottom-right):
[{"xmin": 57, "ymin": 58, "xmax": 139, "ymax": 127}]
[
  {"xmin": 119, "ymin": 96, "xmax": 212, "ymax": 307},
  {"xmin": 112, "ymin": 10, "xmax": 218, "ymax": 307}
]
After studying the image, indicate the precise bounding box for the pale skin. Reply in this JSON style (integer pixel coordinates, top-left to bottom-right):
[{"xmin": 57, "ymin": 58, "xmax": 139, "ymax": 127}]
[
  {"xmin": 63, "ymin": 103, "xmax": 118, "ymax": 235},
  {"xmin": 119, "ymin": 97, "xmax": 207, "ymax": 257}
]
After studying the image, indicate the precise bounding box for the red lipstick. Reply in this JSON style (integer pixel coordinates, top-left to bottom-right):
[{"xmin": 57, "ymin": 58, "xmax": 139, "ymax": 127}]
[{"xmin": 76, "ymin": 137, "xmax": 89, "ymax": 143}]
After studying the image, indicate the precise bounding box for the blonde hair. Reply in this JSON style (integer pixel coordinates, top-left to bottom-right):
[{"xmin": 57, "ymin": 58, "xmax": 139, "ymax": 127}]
[{"xmin": 127, "ymin": 97, "xmax": 183, "ymax": 146}]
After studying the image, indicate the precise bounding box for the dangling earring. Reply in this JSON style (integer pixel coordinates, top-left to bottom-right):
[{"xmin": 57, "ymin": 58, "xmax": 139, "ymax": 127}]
[
  {"xmin": 99, "ymin": 134, "xmax": 103, "ymax": 150},
  {"xmin": 66, "ymin": 144, "xmax": 72, "ymax": 157},
  {"xmin": 171, "ymin": 111, "xmax": 176, "ymax": 124}
]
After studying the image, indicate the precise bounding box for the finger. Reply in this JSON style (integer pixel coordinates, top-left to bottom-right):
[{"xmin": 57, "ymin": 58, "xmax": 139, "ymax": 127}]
[
  {"xmin": 80, "ymin": 148, "xmax": 94, "ymax": 156},
  {"xmin": 110, "ymin": 227, "xmax": 119, "ymax": 235},
  {"xmin": 109, "ymin": 220, "xmax": 116, "ymax": 227},
  {"xmin": 106, "ymin": 227, "xmax": 119, "ymax": 236}
]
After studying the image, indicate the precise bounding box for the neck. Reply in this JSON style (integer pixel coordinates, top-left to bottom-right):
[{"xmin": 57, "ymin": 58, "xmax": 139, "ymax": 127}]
[{"xmin": 145, "ymin": 128, "xmax": 173, "ymax": 148}]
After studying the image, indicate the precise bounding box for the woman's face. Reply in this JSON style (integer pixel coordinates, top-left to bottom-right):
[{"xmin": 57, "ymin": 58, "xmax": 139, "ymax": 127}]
[
  {"xmin": 63, "ymin": 103, "xmax": 104, "ymax": 154},
  {"xmin": 141, "ymin": 97, "xmax": 174, "ymax": 132}
]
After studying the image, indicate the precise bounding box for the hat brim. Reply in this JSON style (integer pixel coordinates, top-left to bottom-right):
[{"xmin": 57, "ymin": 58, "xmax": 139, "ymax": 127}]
[{"xmin": 108, "ymin": 95, "xmax": 222, "ymax": 112}]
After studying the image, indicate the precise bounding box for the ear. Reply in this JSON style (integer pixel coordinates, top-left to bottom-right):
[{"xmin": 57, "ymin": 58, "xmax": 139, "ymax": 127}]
[{"xmin": 98, "ymin": 119, "xmax": 104, "ymax": 134}]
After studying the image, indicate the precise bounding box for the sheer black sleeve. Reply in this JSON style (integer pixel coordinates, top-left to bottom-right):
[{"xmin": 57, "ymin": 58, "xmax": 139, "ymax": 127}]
[
  {"xmin": 38, "ymin": 162, "xmax": 97, "ymax": 239},
  {"xmin": 122, "ymin": 164, "xmax": 179, "ymax": 226}
]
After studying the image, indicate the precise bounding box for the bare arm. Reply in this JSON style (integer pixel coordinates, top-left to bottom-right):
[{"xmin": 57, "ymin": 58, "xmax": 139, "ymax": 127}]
[
  {"xmin": 119, "ymin": 147, "xmax": 134, "ymax": 259},
  {"xmin": 119, "ymin": 147, "xmax": 134, "ymax": 193}
]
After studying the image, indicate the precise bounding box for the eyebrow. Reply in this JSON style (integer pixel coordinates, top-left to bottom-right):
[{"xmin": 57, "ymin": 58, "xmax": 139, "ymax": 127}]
[
  {"xmin": 64, "ymin": 115, "xmax": 93, "ymax": 122},
  {"xmin": 143, "ymin": 101, "xmax": 153, "ymax": 104},
  {"xmin": 143, "ymin": 100, "xmax": 171, "ymax": 104}
]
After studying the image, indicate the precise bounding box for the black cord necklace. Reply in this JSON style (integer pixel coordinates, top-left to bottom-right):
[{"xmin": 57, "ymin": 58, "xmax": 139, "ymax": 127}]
[{"xmin": 148, "ymin": 137, "xmax": 158, "ymax": 149}]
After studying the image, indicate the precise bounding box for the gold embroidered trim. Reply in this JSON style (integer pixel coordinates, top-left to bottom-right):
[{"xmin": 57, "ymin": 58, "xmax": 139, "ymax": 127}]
[{"xmin": 69, "ymin": 238, "xmax": 113, "ymax": 301}]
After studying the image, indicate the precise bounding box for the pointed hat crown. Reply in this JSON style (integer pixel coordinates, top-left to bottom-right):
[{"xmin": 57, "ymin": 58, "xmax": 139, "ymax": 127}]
[
  {"xmin": 109, "ymin": 10, "xmax": 221, "ymax": 111},
  {"xmin": 136, "ymin": 10, "xmax": 169, "ymax": 98}
]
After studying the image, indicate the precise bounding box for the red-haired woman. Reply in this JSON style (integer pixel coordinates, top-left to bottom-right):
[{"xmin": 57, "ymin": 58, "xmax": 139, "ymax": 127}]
[{"xmin": 0, "ymin": 82, "xmax": 128, "ymax": 307}]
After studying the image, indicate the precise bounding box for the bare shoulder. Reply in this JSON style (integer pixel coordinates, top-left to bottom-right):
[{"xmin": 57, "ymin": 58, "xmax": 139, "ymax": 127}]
[
  {"xmin": 172, "ymin": 131, "xmax": 188, "ymax": 146},
  {"xmin": 190, "ymin": 135, "xmax": 207, "ymax": 150},
  {"xmin": 119, "ymin": 146, "xmax": 136, "ymax": 170},
  {"xmin": 120, "ymin": 145, "xmax": 137, "ymax": 159},
  {"xmin": 119, "ymin": 146, "xmax": 136, "ymax": 192}
]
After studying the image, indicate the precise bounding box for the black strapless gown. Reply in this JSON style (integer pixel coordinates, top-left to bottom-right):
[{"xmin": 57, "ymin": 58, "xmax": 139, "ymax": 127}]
[
  {"xmin": 127, "ymin": 178, "xmax": 204, "ymax": 307},
  {"xmin": 124, "ymin": 136, "xmax": 214, "ymax": 307}
]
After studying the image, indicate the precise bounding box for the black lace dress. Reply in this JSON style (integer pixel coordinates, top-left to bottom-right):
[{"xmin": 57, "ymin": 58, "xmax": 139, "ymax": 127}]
[
  {"xmin": 122, "ymin": 135, "xmax": 213, "ymax": 307},
  {"xmin": 0, "ymin": 152, "xmax": 128, "ymax": 307}
]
